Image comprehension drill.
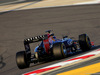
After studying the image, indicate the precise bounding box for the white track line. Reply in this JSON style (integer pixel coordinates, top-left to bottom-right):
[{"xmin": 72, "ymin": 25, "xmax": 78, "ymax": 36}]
[
  {"xmin": 0, "ymin": 0, "xmax": 26, "ymax": 6},
  {"xmin": 0, "ymin": 0, "xmax": 100, "ymax": 13},
  {"xmin": 76, "ymin": 0, "xmax": 100, "ymax": 4},
  {"xmin": 16, "ymin": 0, "xmax": 100, "ymax": 11},
  {"xmin": 0, "ymin": 1, "xmax": 40, "ymax": 13}
]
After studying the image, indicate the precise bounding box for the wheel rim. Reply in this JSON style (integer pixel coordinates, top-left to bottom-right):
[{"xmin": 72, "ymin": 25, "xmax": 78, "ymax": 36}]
[
  {"xmin": 62, "ymin": 44, "xmax": 67, "ymax": 57},
  {"xmin": 35, "ymin": 52, "xmax": 39, "ymax": 59},
  {"xmin": 86, "ymin": 36, "xmax": 91, "ymax": 47}
]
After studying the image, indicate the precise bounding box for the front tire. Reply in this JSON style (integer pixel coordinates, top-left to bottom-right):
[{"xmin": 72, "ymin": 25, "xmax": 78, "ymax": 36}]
[
  {"xmin": 53, "ymin": 43, "xmax": 67, "ymax": 59},
  {"xmin": 16, "ymin": 51, "xmax": 30, "ymax": 69},
  {"xmin": 79, "ymin": 34, "xmax": 91, "ymax": 51}
]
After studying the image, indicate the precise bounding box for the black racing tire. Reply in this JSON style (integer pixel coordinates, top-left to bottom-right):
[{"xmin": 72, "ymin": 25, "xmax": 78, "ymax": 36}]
[
  {"xmin": 53, "ymin": 42, "xmax": 67, "ymax": 59},
  {"xmin": 79, "ymin": 34, "xmax": 91, "ymax": 51},
  {"xmin": 16, "ymin": 51, "xmax": 30, "ymax": 69}
]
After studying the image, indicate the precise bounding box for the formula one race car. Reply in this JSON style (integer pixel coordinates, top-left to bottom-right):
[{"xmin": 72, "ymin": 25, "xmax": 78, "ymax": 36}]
[{"xmin": 16, "ymin": 30, "xmax": 92, "ymax": 69}]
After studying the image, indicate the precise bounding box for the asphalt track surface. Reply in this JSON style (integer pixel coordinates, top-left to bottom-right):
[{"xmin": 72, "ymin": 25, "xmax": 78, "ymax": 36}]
[{"xmin": 0, "ymin": 4, "xmax": 100, "ymax": 75}]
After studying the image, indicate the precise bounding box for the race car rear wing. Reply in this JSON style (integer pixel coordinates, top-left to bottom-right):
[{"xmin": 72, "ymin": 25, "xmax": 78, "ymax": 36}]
[
  {"xmin": 24, "ymin": 34, "xmax": 48, "ymax": 44},
  {"xmin": 23, "ymin": 34, "xmax": 48, "ymax": 58}
]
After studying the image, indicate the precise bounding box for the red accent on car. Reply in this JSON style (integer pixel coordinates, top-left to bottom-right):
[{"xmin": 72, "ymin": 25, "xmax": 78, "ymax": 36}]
[
  {"xmin": 43, "ymin": 39, "xmax": 50, "ymax": 54},
  {"xmin": 91, "ymin": 42, "xmax": 94, "ymax": 46}
]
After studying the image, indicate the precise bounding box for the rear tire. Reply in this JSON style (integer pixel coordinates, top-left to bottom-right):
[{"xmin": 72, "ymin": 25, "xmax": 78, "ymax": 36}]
[
  {"xmin": 79, "ymin": 34, "xmax": 91, "ymax": 51},
  {"xmin": 16, "ymin": 51, "xmax": 30, "ymax": 69},
  {"xmin": 53, "ymin": 43, "xmax": 67, "ymax": 59}
]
